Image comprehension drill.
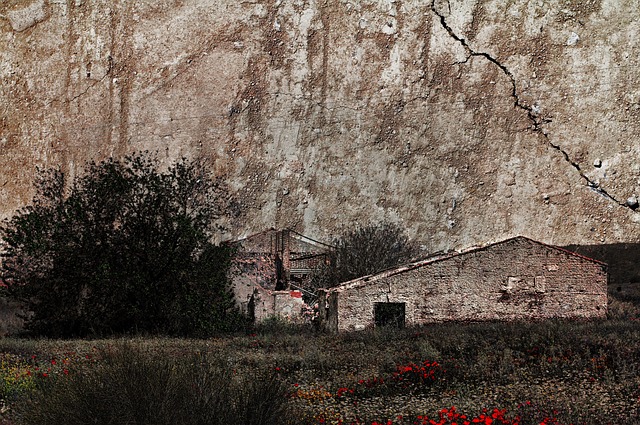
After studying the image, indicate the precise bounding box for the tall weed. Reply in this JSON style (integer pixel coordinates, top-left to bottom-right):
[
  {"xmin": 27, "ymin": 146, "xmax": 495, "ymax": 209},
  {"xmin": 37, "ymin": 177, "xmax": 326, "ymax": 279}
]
[{"xmin": 16, "ymin": 342, "xmax": 292, "ymax": 425}]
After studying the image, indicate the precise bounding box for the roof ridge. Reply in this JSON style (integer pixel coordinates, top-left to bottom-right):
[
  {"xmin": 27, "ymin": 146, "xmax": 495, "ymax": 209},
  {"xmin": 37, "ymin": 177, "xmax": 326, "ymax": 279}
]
[
  {"xmin": 329, "ymin": 235, "xmax": 606, "ymax": 290},
  {"xmin": 224, "ymin": 227, "xmax": 335, "ymax": 248},
  {"xmin": 513, "ymin": 235, "xmax": 606, "ymax": 265}
]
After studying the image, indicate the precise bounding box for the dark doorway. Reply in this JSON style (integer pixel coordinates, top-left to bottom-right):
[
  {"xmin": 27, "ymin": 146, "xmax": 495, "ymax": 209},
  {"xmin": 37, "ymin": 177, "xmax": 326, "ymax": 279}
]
[{"xmin": 374, "ymin": 302, "xmax": 405, "ymax": 328}]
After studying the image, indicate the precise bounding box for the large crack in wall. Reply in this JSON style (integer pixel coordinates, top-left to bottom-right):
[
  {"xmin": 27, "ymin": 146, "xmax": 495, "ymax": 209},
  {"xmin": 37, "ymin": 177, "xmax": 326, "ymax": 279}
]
[
  {"xmin": 4, "ymin": 0, "xmax": 640, "ymax": 247},
  {"xmin": 430, "ymin": 0, "xmax": 632, "ymax": 211}
]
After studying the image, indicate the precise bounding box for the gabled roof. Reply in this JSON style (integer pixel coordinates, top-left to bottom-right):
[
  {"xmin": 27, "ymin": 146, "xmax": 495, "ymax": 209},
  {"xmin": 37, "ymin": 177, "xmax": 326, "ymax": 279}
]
[
  {"xmin": 515, "ymin": 236, "xmax": 606, "ymax": 265},
  {"xmin": 226, "ymin": 227, "xmax": 278, "ymax": 244},
  {"xmin": 288, "ymin": 229, "xmax": 335, "ymax": 250},
  {"xmin": 226, "ymin": 228, "xmax": 334, "ymax": 250},
  {"xmin": 328, "ymin": 236, "xmax": 606, "ymax": 292}
]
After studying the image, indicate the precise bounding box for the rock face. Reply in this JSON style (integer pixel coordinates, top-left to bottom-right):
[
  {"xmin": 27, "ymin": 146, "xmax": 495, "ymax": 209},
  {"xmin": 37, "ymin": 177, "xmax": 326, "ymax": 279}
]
[{"xmin": 2, "ymin": 0, "xmax": 640, "ymax": 253}]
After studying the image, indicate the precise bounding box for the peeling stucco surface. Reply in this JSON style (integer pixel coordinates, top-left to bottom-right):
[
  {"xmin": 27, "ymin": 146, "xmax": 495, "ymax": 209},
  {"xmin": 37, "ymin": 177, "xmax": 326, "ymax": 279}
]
[
  {"xmin": 5, "ymin": 0, "xmax": 48, "ymax": 32},
  {"xmin": 2, "ymin": 0, "xmax": 640, "ymax": 251}
]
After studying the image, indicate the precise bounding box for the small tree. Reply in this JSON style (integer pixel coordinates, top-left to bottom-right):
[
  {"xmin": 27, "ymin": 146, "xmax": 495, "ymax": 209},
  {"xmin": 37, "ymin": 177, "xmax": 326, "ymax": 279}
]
[
  {"xmin": 312, "ymin": 222, "xmax": 419, "ymax": 289},
  {"xmin": 0, "ymin": 152, "xmax": 242, "ymax": 337}
]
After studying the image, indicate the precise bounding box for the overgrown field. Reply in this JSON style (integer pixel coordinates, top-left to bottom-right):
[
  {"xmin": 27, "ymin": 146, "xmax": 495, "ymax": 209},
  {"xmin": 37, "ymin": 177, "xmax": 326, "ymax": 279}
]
[{"xmin": 0, "ymin": 317, "xmax": 638, "ymax": 425}]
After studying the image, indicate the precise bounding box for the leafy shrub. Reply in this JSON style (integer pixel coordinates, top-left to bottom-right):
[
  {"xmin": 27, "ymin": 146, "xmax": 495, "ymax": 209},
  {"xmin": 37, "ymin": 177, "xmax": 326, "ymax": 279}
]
[{"xmin": 0, "ymin": 152, "xmax": 242, "ymax": 337}]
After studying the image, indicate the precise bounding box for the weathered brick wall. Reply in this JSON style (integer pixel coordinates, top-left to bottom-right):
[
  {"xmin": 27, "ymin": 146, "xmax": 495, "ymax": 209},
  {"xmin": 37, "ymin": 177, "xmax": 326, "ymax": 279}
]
[
  {"xmin": 229, "ymin": 229, "xmax": 331, "ymax": 315},
  {"xmin": 328, "ymin": 238, "xmax": 607, "ymax": 332}
]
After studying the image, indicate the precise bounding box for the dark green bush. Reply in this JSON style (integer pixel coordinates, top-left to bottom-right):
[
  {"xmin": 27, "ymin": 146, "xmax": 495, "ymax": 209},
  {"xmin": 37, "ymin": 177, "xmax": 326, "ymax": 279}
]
[
  {"xmin": 17, "ymin": 342, "xmax": 293, "ymax": 425},
  {"xmin": 1, "ymin": 152, "xmax": 243, "ymax": 337}
]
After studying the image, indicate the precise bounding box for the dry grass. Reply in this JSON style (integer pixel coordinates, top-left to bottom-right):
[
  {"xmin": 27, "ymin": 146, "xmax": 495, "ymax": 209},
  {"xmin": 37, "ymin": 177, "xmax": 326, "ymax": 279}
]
[
  {"xmin": 0, "ymin": 317, "xmax": 638, "ymax": 424},
  {"xmin": 0, "ymin": 290, "xmax": 637, "ymax": 424}
]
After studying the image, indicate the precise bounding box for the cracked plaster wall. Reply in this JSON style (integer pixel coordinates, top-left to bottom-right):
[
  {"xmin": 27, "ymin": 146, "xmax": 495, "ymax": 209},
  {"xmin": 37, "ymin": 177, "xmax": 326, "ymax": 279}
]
[{"xmin": 2, "ymin": 0, "xmax": 640, "ymax": 253}]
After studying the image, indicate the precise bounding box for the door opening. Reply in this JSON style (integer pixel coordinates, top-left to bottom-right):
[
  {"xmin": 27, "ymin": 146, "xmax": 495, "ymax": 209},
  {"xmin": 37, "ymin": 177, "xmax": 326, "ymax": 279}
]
[{"xmin": 374, "ymin": 302, "xmax": 405, "ymax": 328}]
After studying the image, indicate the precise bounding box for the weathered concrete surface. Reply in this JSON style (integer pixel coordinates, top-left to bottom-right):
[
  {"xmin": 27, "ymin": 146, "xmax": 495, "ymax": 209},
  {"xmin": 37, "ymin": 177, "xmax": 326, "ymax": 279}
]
[{"xmin": 2, "ymin": 0, "xmax": 640, "ymax": 253}]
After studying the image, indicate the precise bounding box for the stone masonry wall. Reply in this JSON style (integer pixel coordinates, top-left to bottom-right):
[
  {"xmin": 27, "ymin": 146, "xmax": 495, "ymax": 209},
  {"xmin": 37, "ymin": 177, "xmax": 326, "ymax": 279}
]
[
  {"xmin": 330, "ymin": 238, "xmax": 607, "ymax": 332},
  {"xmin": 230, "ymin": 254, "xmax": 277, "ymax": 315},
  {"xmin": 252, "ymin": 287, "xmax": 304, "ymax": 322}
]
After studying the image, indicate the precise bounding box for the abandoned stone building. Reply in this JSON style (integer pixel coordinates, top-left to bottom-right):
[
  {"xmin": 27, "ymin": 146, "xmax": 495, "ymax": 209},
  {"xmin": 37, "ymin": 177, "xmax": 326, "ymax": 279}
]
[
  {"xmin": 318, "ymin": 236, "xmax": 608, "ymax": 332},
  {"xmin": 229, "ymin": 229, "xmax": 332, "ymax": 322}
]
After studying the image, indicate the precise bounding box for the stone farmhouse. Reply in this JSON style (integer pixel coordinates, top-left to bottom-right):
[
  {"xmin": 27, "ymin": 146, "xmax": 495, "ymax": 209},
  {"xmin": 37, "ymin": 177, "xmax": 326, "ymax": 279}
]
[
  {"xmin": 229, "ymin": 229, "xmax": 333, "ymax": 322},
  {"xmin": 318, "ymin": 236, "xmax": 608, "ymax": 332}
]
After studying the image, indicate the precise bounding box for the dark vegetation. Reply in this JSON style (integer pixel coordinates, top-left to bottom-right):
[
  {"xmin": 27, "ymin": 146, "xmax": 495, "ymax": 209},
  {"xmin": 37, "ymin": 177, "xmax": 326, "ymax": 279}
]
[
  {"xmin": 0, "ymin": 152, "xmax": 242, "ymax": 338},
  {"xmin": 0, "ymin": 152, "xmax": 419, "ymax": 337},
  {"xmin": 15, "ymin": 342, "xmax": 289, "ymax": 425},
  {"xmin": 0, "ymin": 315, "xmax": 638, "ymax": 425},
  {"xmin": 312, "ymin": 222, "xmax": 419, "ymax": 289}
]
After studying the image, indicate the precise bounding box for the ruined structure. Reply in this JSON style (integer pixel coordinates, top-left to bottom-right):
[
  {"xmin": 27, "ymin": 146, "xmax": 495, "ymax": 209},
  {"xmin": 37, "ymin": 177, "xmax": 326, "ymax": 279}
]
[
  {"xmin": 229, "ymin": 228, "xmax": 332, "ymax": 321},
  {"xmin": 319, "ymin": 236, "xmax": 608, "ymax": 332}
]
